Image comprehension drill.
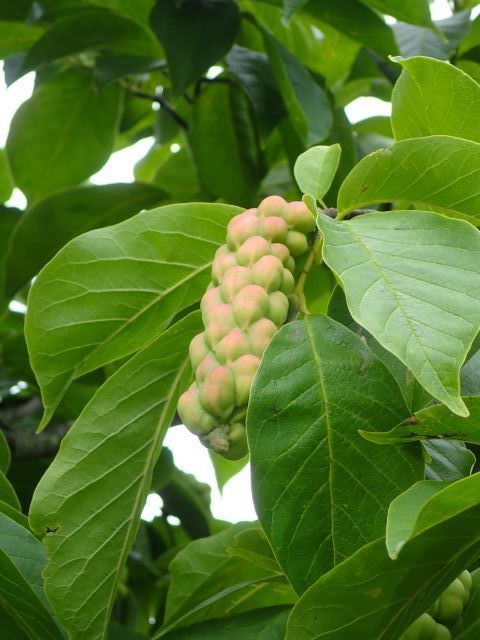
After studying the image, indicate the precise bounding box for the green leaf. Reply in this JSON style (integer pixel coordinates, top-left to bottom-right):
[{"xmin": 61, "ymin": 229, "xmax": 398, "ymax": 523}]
[
  {"xmin": 262, "ymin": 28, "xmax": 332, "ymax": 145},
  {"xmin": 248, "ymin": 314, "xmax": 422, "ymax": 594},
  {"xmin": 0, "ymin": 149, "xmax": 13, "ymax": 202},
  {"xmin": 158, "ymin": 606, "xmax": 289, "ymax": 640},
  {"xmin": 317, "ymin": 211, "xmax": 480, "ymax": 416},
  {"xmin": 5, "ymin": 182, "xmax": 167, "ymax": 297},
  {"xmin": 293, "ymin": 144, "xmax": 341, "ymax": 200},
  {"xmin": 0, "ymin": 21, "xmax": 43, "ymax": 58},
  {"xmin": 6, "ymin": 69, "xmax": 122, "ymax": 202},
  {"xmin": 393, "ymin": 12, "xmax": 471, "ymax": 60},
  {"xmin": 25, "ymin": 202, "xmax": 240, "ymax": 430},
  {"xmin": 23, "ymin": 8, "xmax": 161, "ymax": 71},
  {"xmin": 0, "ymin": 429, "xmax": 11, "ymax": 473},
  {"xmin": 337, "ymin": 136, "xmax": 480, "ymax": 224},
  {"xmin": 0, "ymin": 0, "xmax": 32, "ymax": 21},
  {"xmin": 150, "ymin": 0, "xmax": 240, "ymax": 94},
  {"xmin": 227, "ymin": 527, "xmax": 283, "ymax": 575},
  {"xmin": 386, "ymin": 480, "xmax": 449, "ymax": 559},
  {"xmin": 423, "ymin": 440, "xmax": 476, "ymax": 481},
  {"xmin": 387, "ymin": 475, "xmax": 480, "ymax": 558},
  {"xmin": 392, "ymin": 57, "xmax": 480, "ymax": 143},
  {"xmin": 0, "ymin": 471, "xmax": 21, "ymax": 510},
  {"xmin": 189, "ymin": 82, "xmax": 262, "ymax": 206},
  {"xmin": 28, "ymin": 311, "xmax": 201, "ymax": 640},
  {"xmin": 209, "ymin": 450, "xmax": 248, "ymax": 492},
  {"xmin": 359, "ymin": 0, "xmax": 432, "ymax": 27},
  {"xmin": 286, "ymin": 473, "xmax": 480, "ymax": 639},
  {"xmin": 290, "ymin": 0, "xmax": 399, "ymax": 59},
  {"xmin": 360, "ymin": 396, "xmax": 480, "ymax": 445},
  {"xmin": 0, "ymin": 512, "xmax": 64, "ymax": 639},
  {"xmin": 0, "ymin": 206, "xmax": 19, "ymax": 312},
  {"xmin": 159, "ymin": 523, "xmax": 295, "ymax": 635},
  {"xmin": 0, "ymin": 499, "xmax": 29, "ymax": 529},
  {"xmin": 283, "ymin": 0, "xmax": 308, "ymax": 23},
  {"xmin": 226, "ymin": 45, "xmax": 285, "ymax": 137}
]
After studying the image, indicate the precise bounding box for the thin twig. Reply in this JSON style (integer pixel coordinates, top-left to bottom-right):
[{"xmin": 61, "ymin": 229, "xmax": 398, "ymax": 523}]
[{"xmin": 129, "ymin": 87, "xmax": 189, "ymax": 131}]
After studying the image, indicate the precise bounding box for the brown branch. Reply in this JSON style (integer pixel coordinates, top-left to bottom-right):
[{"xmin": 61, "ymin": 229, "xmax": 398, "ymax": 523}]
[{"xmin": 129, "ymin": 88, "xmax": 189, "ymax": 131}]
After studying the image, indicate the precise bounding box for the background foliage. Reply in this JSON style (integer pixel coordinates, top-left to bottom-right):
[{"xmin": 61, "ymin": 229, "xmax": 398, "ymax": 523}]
[{"xmin": 2, "ymin": 0, "xmax": 480, "ymax": 639}]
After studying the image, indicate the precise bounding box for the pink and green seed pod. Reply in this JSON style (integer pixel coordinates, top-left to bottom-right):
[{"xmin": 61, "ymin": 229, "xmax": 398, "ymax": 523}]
[{"xmin": 176, "ymin": 195, "xmax": 315, "ymax": 459}]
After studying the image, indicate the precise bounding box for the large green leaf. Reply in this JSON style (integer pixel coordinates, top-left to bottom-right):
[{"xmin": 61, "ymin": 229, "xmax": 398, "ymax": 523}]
[
  {"xmin": 25, "ymin": 202, "xmax": 240, "ymax": 429},
  {"xmin": 157, "ymin": 524, "xmax": 294, "ymax": 636},
  {"xmin": 393, "ymin": 12, "xmax": 471, "ymax": 60},
  {"xmin": 0, "ymin": 512, "xmax": 64, "ymax": 639},
  {"xmin": 23, "ymin": 8, "xmax": 160, "ymax": 71},
  {"xmin": 150, "ymin": 0, "xmax": 240, "ymax": 94},
  {"xmin": 361, "ymin": 395, "xmax": 480, "ymax": 445},
  {"xmin": 5, "ymin": 183, "xmax": 167, "ymax": 297},
  {"xmin": 29, "ymin": 312, "xmax": 201, "ymax": 640},
  {"xmin": 248, "ymin": 314, "xmax": 421, "ymax": 594},
  {"xmin": 6, "ymin": 69, "xmax": 122, "ymax": 202},
  {"xmin": 286, "ymin": 474, "xmax": 480, "ymax": 639},
  {"xmin": 261, "ymin": 27, "xmax": 332, "ymax": 145},
  {"xmin": 337, "ymin": 136, "xmax": 480, "ymax": 224},
  {"xmin": 0, "ymin": 21, "xmax": 43, "ymax": 57},
  {"xmin": 392, "ymin": 57, "xmax": 480, "ymax": 143},
  {"xmin": 264, "ymin": 0, "xmax": 399, "ymax": 59},
  {"xmin": 189, "ymin": 82, "xmax": 262, "ymax": 206},
  {"xmin": 423, "ymin": 440, "xmax": 476, "ymax": 482},
  {"xmin": 158, "ymin": 607, "xmax": 290, "ymax": 640},
  {"xmin": 358, "ymin": 0, "xmax": 432, "ymax": 27},
  {"xmin": 317, "ymin": 211, "xmax": 480, "ymax": 416}
]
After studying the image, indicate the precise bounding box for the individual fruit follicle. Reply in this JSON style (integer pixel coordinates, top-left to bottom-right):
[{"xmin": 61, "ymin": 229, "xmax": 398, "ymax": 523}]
[{"xmin": 177, "ymin": 195, "xmax": 316, "ymax": 459}]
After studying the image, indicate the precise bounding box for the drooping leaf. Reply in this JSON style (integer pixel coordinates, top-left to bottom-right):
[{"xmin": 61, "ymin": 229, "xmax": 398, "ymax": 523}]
[
  {"xmin": 261, "ymin": 27, "xmax": 332, "ymax": 145},
  {"xmin": 189, "ymin": 82, "xmax": 262, "ymax": 206},
  {"xmin": 226, "ymin": 45, "xmax": 285, "ymax": 137},
  {"xmin": 358, "ymin": 0, "xmax": 432, "ymax": 27},
  {"xmin": 158, "ymin": 523, "xmax": 295, "ymax": 635},
  {"xmin": 281, "ymin": 0, "xmax": 399, "ymax": 59},
  {"xmin": 337, "ymin": 136, "xmax": 480, "ymax": 224},
  {"xmin": 0, "ymin": 149, "xmax": 13, "ymax": 202},
  {"xmin": 6, "ymin": 69, "xmax": 122, "ymax": 202},
  {"xmin": 28, "ymin": 312, "xmax": 201, "ymax": 640},
  {"xmin": 25, "ymin": 202, "xmax": 240, "ymax": 429},
  {"xmin": 5, "ymin": 182, "xmax": 167, "ymax": 297},
  {"xmin": 0, "ymin": 512, "xmax": 64, "ymax": 639},
  {"xmin": 423, "ymin": 440, "xmax": 476, "ymax": 481},
  {"xmin": 209, "ymin": 451, "xmax": 248, "ymax": 493},
  {"xmin": 158, "ymin": 606, "xmax": 289, "ymax": 640},
  {"xmin": 27, "ymin": 8, "xmax": 159, "ymax": 71},
  {"xmin": 0, "ymin": 472, "xmax": 21, "ymax": 510},
  {"xmin": 293, "ymin": 144, "xmax": 341, "ymax": 200},
  {"xmin": 0, "ymin": 21, "xmax": 43, "ymax": 58},
  {"xmin": 150, "ymin": 0, "xmax": 240, "ymax": 94},
  {"xmin": 0, "ymin": 499, "xmax": 29, "ymax": 529},
  {"xmin": 0, "ymin": 429, "xmax": 10, "ymax": 473},
  {"xmin": 360, "ymin": 396, "xmax": 480, "ymax": 445},
  {"xmin": 248, "ymin": 314, "xmax": 421, "ymax": 594},
  {"xmin": 317, "ymin": 211, "xmax": 480, "ymax": 416},
  {"xmin": 393, "ymin": 11, "xmax": 471, "ymax": 60},
  {"xmin": 286, "ymin": 473, "xmax": 480, "ymax": 639},
  {"xmin": 0, "ymin": 206, "xmax": 19, "ymax": 311},
  {"xmin": 392, "ymin": 57, "xmax": 480, "ymax": 143}
]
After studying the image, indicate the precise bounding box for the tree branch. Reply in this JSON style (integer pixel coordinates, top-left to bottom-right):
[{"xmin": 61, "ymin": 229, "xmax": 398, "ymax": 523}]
[{"xmin": 128, "ymin": 87, "xmax": 189, "ymax": 131}]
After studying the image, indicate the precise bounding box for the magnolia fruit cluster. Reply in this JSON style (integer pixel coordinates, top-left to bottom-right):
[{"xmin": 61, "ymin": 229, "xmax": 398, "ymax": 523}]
[
  {"xmin": 177, "ymin": 196, "xmax": 315, "ymax": 459},
  {"xmin": 401, "ymin": 570, "xmax": 472, "ymax": 639}
]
